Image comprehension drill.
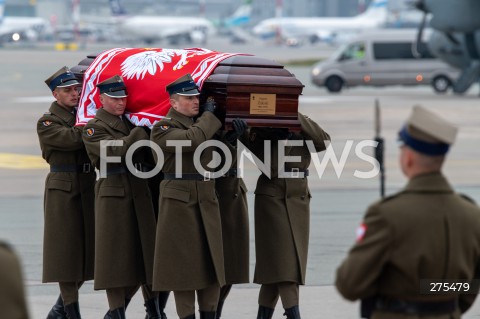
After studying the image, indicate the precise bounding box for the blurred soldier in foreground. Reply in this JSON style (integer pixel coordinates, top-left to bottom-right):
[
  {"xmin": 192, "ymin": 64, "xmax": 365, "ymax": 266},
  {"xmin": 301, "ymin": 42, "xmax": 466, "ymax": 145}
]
[
  {"xmin": 151, "ymin": 74, "xmax": 225, "ymax": 319},
  {"xmin": 0, "ymin": 241, "xmax": 29, "ymax": 319},
  {"xmin": 38, "ymin": 66, "xmax": 96, "ymax": 319},
  {"xmin": 336, "ymin": 106, "xmax": 480, "ymax": 318},
  {"xmin": 82, "ymin": 75, "xmax": 160, "ymax": 319},
  {"xmin": 243, "ymin": 114, "xmax": 330, "ymax": 319},
  {"xmin": 214, "ymin": 119, "xmax": 250, "ymax": 319}
]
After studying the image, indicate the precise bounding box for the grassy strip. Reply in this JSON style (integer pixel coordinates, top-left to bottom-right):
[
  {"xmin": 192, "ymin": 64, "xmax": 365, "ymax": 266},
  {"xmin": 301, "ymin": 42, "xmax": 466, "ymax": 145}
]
[{"xmin": 280, "ymin": 58, "xmax": 323, "ymax": 66}]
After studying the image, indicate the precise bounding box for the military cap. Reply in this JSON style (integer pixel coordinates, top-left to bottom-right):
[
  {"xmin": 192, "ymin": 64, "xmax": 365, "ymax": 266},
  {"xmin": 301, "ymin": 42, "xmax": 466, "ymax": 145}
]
[
  {"xmin": 96, "ymin": 75, "xmax": 128, "ymax": 98},
  {"xmin": 166, "ymin": 73, "xmax": 200, "ymax": 96},
  {"xmin": 398, "ymin": 105, "xmax": 458, "ymax": 156},
  {"xmin": 45, "ymin": 66, "xmax": 80, "ymax": 92}
]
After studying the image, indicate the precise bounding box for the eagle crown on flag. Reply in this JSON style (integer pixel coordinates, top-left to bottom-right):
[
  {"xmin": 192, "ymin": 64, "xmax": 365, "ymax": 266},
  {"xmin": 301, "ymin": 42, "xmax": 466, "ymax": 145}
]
[{"xmin": 76, "ymin": 47, "xmax": 245, "ymax": 128}]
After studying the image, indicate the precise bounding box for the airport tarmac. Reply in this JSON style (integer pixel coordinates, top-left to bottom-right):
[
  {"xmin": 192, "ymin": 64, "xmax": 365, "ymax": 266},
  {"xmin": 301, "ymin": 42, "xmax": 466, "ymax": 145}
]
[{"xmin": 1, "ymin": 38, "xmax": 480, "ymax": 318}]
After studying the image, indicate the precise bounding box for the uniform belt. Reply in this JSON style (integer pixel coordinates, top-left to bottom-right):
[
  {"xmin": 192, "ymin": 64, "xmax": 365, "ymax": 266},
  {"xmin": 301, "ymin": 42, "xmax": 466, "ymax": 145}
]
[
  {"xmin": 163, "ymin": 173, "xmax": 212, "ymax": 181},
  {"xmin": 282, "ymin": 168, "xmax": 309, "ymax": 178},
  {"xmin": 105, "ymin": 167, "xmax": 127, "ymax": 175},
  {"xmin": 221, "ymin": 168, "xmax": 238, "ymax": 178},
  {"xmin": 50, "ymin": 163, "xmax": 94, "ymax": 173},
  {"xmin": 105, "ymin": 163, "xmax": 149, "ymax": 176},
  {"xmin": 376, "ymin": 297, "xmax": 456, "ymax": 315}
]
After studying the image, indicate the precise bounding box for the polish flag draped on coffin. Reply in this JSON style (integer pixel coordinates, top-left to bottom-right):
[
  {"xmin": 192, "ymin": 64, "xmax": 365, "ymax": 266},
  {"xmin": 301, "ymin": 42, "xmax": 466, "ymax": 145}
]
[{"xmin": 76, "ymin": 47, "xmax": 242, "ymax": 127}]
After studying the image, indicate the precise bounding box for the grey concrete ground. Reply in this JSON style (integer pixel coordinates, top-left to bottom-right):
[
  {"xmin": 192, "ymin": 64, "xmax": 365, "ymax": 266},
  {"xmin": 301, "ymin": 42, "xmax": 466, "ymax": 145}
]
[{"xmin": 1, "ymin": 36, "xmax": 480, "ymax": 318}]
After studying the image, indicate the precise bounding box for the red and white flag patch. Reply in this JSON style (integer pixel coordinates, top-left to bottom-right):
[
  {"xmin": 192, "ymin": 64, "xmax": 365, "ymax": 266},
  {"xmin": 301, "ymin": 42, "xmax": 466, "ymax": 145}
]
[{"xmin": 356, "ymin": 223, "xmax": 367, "ymax": 242}]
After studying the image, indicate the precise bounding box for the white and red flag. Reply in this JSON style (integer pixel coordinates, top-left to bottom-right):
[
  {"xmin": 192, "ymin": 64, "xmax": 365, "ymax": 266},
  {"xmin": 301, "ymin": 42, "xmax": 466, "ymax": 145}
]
[{"xmin": 76, "ymin": 47, "xmax": 243, "ymax": 127}]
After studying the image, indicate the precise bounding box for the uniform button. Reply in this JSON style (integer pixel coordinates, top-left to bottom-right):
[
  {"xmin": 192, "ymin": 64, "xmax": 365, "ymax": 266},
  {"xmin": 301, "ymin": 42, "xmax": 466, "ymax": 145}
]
[
  {"xmin": 301, "ymin": 196, "xmax": 305, "ymax": 200},
  {"xmin": 234, "ymin": 193, "xmax": 238, "ymax": 197}
]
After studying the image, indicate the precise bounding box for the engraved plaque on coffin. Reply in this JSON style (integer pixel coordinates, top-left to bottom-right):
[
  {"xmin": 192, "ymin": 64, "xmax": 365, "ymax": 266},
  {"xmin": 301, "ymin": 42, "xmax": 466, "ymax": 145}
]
[{"xmin": 200, "ymin": 56, "xmax": 304, "ymax": 132}]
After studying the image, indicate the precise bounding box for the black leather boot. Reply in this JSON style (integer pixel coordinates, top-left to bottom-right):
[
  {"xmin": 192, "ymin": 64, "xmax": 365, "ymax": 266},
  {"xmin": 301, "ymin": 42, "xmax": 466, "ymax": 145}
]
[
  {"xmin": 110, "ymin": 307, "xmax": 126, "ymax": 319},
  {"xmin": 257, "ymin": 305, "xmax": 274, "ymax": 319},
  {"xmin": 199, "ymin": 312, "xmax": 216, "ymax": 319},
  {"xmin": 104, "ymin": 299, "xmax": 131, "ymax": 319},
  {"xmin": 215, "ymin": 301, "xmax": 224, "ymax": 319},
  {"xmin": 283, "ymin": 305, "xmax": 301, "ymax": 319},
  {"xmin": 46, "ymin": 295, "xmax": 67, "ymax": 319},
  {"xmin": 158, "ymin": 291, "xmax": 170, "ymax": 319},
  {"xmin": 64, "ymin": 302, "xmax": 81, "ymax": 319},
  {"xmin": 144, "ymin": 297, "xmax": 162, "ymax": 319}
]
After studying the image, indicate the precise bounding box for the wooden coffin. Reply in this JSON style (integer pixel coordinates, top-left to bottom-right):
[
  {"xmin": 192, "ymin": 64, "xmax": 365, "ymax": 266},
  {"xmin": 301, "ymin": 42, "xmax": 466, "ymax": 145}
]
[
  {"xmin": 72, "ymin": 53, "xmax": 303, "ymax": 131},
  {"xmin": 200, "ymin": 56, "xmax": 303, "ymax": 131}
]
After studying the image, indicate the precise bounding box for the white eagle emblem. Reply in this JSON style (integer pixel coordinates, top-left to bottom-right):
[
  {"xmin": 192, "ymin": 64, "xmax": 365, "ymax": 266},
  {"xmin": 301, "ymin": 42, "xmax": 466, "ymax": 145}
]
[{"xmin": 120, "ymin": 49, "xmax": 213, "ymax": 80}]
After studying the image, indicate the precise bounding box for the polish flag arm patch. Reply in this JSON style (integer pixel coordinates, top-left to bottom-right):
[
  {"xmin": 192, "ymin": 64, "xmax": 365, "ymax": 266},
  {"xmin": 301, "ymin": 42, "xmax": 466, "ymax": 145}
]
[{"xmin": 356, "ymin": 223, "xmax": 367, "ymax": 242}]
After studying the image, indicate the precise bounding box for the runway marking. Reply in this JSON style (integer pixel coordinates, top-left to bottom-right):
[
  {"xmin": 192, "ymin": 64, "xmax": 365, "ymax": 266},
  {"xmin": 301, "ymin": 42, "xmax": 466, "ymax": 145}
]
[
  {"xmin": 0, "ymin": 153, "xmax": 48, "ymax": 169},
  {"xmin": 12, "ymin": 96, "xmax": 53, "ymax": 103},
  {"xmin": 299, "ymin": 96, "xmax": 376, "ymax": 104}
]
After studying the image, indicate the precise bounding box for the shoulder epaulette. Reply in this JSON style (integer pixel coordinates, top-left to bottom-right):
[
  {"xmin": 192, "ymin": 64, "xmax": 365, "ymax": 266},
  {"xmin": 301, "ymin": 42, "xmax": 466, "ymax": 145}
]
[
  {"xmin": 459, "ymin": 193, "xmax": 477, "ymax": 204},
  {"xmin": 376, "ymin": 192, "xmax": 401, "ymax": 205}
]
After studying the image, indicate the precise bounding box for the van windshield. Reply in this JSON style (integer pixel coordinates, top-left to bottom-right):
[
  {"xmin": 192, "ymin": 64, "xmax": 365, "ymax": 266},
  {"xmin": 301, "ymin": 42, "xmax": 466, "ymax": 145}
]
[{"xmin": 338, "ymin": 42, "xmax": 366, "ymax": 61}]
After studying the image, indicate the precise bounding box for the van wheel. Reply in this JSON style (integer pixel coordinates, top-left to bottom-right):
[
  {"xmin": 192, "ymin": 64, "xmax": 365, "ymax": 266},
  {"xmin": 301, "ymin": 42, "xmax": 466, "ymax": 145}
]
[
  {"xmin": 432, "ymin": 76, "xmax": 451, "ymax": 93},
  {"xmin": 325, "ymin": 76, "xmax": 343, "ymax": 93}
]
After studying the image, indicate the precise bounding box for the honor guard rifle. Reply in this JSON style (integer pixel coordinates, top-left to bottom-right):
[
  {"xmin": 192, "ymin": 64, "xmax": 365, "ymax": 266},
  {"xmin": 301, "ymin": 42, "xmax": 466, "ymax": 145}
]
[
  {"xmin": 360, "ymin": 99, "xmax": 385, "ymax": 318},
  {"xmin": 375, "ymin": 99, "xmax": 385, "ymax": 197}
]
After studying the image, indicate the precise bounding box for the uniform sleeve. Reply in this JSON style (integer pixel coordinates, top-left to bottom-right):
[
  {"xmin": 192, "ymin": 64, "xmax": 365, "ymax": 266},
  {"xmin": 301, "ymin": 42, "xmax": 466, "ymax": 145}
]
[
  {"xmin": 298, "ymin": 112, "xmax": 331, "ymax": 152},
  {"xmin": 151, "ymin": 112, "xmax": 221, "ymax": 153},
  {"xmin": 37, "ymin": 116, "xmax": 83, "ymax": 152},
  {"xmin": 335, "ymin": 204, "xmax": 393, "ymax": 301},
  {"xmin": 82, "ymin": 121, "xmax": 149, "ymax": 161}
]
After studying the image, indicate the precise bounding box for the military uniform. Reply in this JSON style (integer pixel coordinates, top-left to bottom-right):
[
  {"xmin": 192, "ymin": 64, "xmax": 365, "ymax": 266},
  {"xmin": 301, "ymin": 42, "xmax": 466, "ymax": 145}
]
[
  {"xmin": 336, "ymin": 106, "xmax": 480, "ymax": 318},
  {"xmin": 38, "ymin": 66, "xmax": 95, "ymax": 318},
  {"xmin": 151, "ymin": 107, "xmax": 225, "ymax": 291},
  {"xmin": 82, "ymin": 75, "xmax": 160, "ymax": 318},
  {"xmin": 83, "ymin": 108, "xmax": 157, "ymax": 289},
  {"xmin": 244, "ymin": 113, "xmax": 330, "ymax": 318},
  {"xmin": 0, "ymin": 241, "xmax": 29, "ymax": 319},
  {"xmin": 214, "ymin": 128, "xmax": 250, "ymax": 318},
  {"xmin": 247, "ymin": 113, "xmax": 330, "ymax": 285},
  {"xmin": 336, "ymin": 173, "xmax": 480, "ymax": 319},
  {"xmin": 151, "ymin": 73, "xmax": 225, "ymax": 319},
  {"xmin": 37, "ymin": 102, "xmax": 96, "ymax": 283},
  {"xmin": 215, "ymin": 132, "xmax": 249, "ymax": 286}
]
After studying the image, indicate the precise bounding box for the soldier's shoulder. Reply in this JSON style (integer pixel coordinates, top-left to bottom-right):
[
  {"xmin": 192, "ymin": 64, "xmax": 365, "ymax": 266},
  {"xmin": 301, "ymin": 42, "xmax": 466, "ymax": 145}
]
[
  {"xmin": 0, "ymin": 240, "xmax": 13, "ymax": 252},
  {"xmin": 368, "ymin": 193, "xmax": 404, "ymax": 211},
  {"xmin": 377, "ymin": 193, "xmax": 402, "ymax": 205},
  {"xmin": 458, "ymin": 193, "xmax": 477, "ymax": 205},
  {"xmin": 154, "ymin": 117, "xmax": 177, "ymax": 131},
  {"xmin": 38, "ymin": 111, "xmax": 59, "ymax": 126}
]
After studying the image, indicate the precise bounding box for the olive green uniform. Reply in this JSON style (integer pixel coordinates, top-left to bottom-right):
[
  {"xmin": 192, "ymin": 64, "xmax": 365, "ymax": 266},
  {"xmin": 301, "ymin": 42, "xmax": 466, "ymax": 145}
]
[
  {"xmin": 82, "ymin": 108, "xmax": 157, "ymax": 290},
  {"xmin": 215, "ymin": 132, "xmax": 249, "ymax": 285},
  {"xmin": 336, "ymin": 173, "xmax": 480, "ymax": 319},
  {"xmin": 246, "ymin": 113, "xmax": 330, "ymax": 286},
  {"xmin": 0, "ymin": 241, "xmax": 29, "ymax": 319},
  {"xmin": 150, "ymin": 108, "xmax": 225, "ymax": 291},
  {"xmin": 37, "ymin": 102, "xmax": 95, "ymax": 283}
]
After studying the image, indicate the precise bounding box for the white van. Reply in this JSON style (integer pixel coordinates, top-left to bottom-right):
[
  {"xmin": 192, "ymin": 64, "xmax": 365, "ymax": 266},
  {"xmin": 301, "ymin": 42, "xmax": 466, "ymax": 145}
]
[{"xmin": 311, "ymin": 29, "xmax": 460, "ymax": 93}]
